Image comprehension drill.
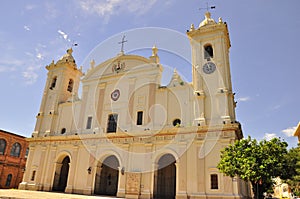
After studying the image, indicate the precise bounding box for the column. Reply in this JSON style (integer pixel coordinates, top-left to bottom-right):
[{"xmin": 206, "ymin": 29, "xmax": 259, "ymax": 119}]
[
  {"xmin": 43, "ymin": 146, "xmax": 57, "ymax": 191},
  {"xmin": 65, "ymin": 146, "xmax": 79, "ymax": 193},
  {"xmin": 35, "ymin": 146, "xmax": 47, "ymax": 190},
  {"xmin": 175, "ymin": 157, "xmax": 187, "ymax": 199},
  {"xmin": 117, "ymin": 166, "xmax": 126, "ymax": 197},
  {"xmin": 149, "ymin": 162, "xmax": 158, "ymax": 198},
  {"xmin": 19, "ymin": 146, "xmax": 35, "ymax": 189},
  {"xmin": 84, "ymin": 146, "xmax": 96, "ymax": 194}
]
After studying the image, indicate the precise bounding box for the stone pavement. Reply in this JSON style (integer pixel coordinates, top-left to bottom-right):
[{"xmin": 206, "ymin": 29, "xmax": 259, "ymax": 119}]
[{"xmin": 0, "ymin": 189, "xmax": 121, "ymax": 199}]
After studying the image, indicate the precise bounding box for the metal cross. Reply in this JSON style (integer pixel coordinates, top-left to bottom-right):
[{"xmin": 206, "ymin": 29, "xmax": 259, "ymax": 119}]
[
  {"xmin": 118, "ymin": 35, "xmax": 127, "ymax": 53},
  {"xmin": 199, "ymin": 2, "xmax": 216, "ymax": 12}
]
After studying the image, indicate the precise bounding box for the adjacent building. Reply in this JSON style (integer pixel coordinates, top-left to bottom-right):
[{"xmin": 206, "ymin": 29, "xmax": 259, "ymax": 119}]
[
  {"xmin": 19, "ymin": 12, "xmax": 251, "ymax": 198},
  {"xmin": 0, "ymin": 129, "xmax": 28, "ymax": 189}
]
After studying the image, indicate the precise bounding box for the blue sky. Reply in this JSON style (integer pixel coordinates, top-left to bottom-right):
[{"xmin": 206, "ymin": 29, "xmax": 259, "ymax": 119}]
[{"xmin": 0, "ymin": 0, "xmax": 299, "ymax": 148}]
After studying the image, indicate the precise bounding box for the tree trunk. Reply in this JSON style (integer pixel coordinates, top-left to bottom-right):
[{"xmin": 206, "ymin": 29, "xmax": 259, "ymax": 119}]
[{"xmin": 251, "ymin": 181, "xmax": 263, "ymax": 199}]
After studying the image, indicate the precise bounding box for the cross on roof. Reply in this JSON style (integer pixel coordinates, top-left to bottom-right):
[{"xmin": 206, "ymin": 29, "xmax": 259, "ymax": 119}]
[
  {"xmin": 199, "ymin": 2, "xmax": 216, "ymax": 12},
  {"xmin": 118, "ymin": 35, "xmax": 127, "ymax": 53}
]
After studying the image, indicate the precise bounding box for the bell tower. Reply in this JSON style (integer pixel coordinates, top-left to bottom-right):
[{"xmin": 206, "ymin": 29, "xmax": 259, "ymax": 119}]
[
  {"xmin": 187, "ymin": 12, "xmax": 236, "ymax": 125},
  {"xmin": 33, "ymin": 48, "xmax": 83, "ymax": 137}
]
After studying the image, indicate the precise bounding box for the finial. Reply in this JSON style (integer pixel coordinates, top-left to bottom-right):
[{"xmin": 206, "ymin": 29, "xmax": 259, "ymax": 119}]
[
  {"xmin": 173, "ymin": 68, "xmax": 179, "ymax": 77},
  {"xmin": 90, "ymin": 59, "xmax": 95, "ymax": 68},
  {"xmin": 152, "ymin": 45, "xmax": 158, "ymax": 56},
  {"xmin": 205, "ymin": 12, "xmax": 211, "ymax": 19},
  {"xmin": 190, "ymin": 24, "xmax": 195, "ymax": 31},
  {"xmin": 67, "ymin": 48, "xmax": 73, "ymax": 55},
  {"xmin": 218, "ymin": 17, "xmax": 223, "ymax": 23}
]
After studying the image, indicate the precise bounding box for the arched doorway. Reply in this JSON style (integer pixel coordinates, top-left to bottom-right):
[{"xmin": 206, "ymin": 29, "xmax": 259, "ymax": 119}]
[
  {"xmin": 94, "ymin": 155, "xmax": 119, "ymax": 196},
  {"xmin": 52, "ymin": 156, "xmax": 70, "ymax": 192},
  {"xmin": 154, "ymin": 154, "xmax": 176, "ymax": 199}
]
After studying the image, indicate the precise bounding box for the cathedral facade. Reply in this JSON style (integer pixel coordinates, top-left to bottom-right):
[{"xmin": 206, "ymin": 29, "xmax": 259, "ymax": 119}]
[{"xmin": 19, "ymin": 12, "xmax": 251, "ymax": 199}]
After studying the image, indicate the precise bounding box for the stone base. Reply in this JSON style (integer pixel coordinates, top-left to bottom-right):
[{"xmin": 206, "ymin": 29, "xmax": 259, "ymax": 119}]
[
  {"xmin": 82, "ymin": 188, "xmax": 92, "ymax": 195},
  {"xmin": 117, "ymin": 189, "xmax": 126, "ymax": 198},
  {"xmin": 188, "ymin": 194, "xmax": 250, "ymax": 199},
  {"xmin": 139, "ymin": 190, "xmax": 151, "ymax": 199},
  {"xmin": 18, "ymin": 182, "xmax": 27, "ymax": 190},
  {"xmin": 125, "ymin": 194, "xmax": 139, "ymax": 199},
  {"xmin": 176, "ymin": 192, "xmax": 188, "ymax": 199},
  {"xmin": 19, "ymin": 182, "xmax": 40, "ymax": 191},
  {"xmin": 42, "ymin": 184, "xmax": 51, "ymax": 191},
  {"xmin": 65, "ymin": 185, "xmax": 73, "ymax": 194}
]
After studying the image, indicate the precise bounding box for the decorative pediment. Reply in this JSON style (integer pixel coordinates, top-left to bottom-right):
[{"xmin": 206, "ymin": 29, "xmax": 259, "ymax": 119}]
[{"xmin": 83, "ymin": 54, "xmax": 159, "ymax": 82}]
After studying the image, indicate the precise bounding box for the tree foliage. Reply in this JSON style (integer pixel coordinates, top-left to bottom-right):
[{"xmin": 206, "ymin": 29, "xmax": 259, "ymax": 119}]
[
  {"xmin": 282, "ymin": 144, "xmax": 300, "ymax": 196},
  {"xmin": 217, "ymin": 136, "xmax": 288, "ymax": 199}
]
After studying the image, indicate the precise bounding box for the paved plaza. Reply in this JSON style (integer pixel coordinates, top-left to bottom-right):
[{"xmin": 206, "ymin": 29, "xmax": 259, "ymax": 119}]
[{"xmin": 0, "ymin": 189, "xmax": 120, "ymax": 199}]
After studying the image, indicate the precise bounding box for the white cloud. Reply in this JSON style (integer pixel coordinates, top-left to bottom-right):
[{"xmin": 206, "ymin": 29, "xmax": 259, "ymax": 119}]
[
  {"xmin": 0, "ymin": 59, "xmax": 23, "ymax": 72},
  {"xmin": 22, "ymin": 66, "xmax": 39, "ymax": 85},
  {"xmin": 36, "ymin": 53, "xmax": 43, "ymax": 60},
  {"xmin": 0, "ymin": 66, "xmax": 16, "ymax": 73},
  {"xmin": 58, "ymin": 30, "xmax": 68, "ymax": 40},
  {"xmin": 237, "ymin": 97, "xmax": 250, "ymax": 102},
  {"xmin": 24, "ymin": 25, "xmax": 31, "ymax": 31},
  {"xmin": 264, "ymin": 133, "xmax": 277, "ymax": 141},
  {"xmin": 78, "ymin": 0, "xmax": 157, "ymax": 21},
  {"xmin": 282, "ymin": 126, "xmax": 297, "ymax": 137},
  {"xmin": 44, "ymin": 2, "xmax": 59, "ymax": 19},
  {"xmin": 25, "ymin": 4, "xmax": 37, "ymax": 10}
]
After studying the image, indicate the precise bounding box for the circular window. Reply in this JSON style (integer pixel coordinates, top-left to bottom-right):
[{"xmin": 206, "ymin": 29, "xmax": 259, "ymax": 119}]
[
  {"xmin": 173, "ymin": 119, "xmax": 181, "ymax": 127},
  {"xmin": 111, "ymin": 89, "xmax": 120, "ymax": 101}
]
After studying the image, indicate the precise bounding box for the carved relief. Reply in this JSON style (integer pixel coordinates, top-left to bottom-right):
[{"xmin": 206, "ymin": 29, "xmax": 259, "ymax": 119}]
[{"xmin": 126, "ymin": 172, "xmax": 141, "ymax": 195}]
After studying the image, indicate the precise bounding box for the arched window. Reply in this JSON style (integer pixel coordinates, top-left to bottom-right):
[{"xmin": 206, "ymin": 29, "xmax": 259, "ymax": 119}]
[
  {"xmin": 50, "ymin": 76, "xmax": 57, "ymax": 90},
  {"xmin": 204, "ymin": 44, "xmax": 214, "ymax": 59},
  {"xmin": 5, "ymin": 174, "xmax": 12, "ymax": 187},
  {"xmin": 173, "ymin": 118, "xmax": 181, "ymax": 127},
  {"xmin": 61, "ymin": 128, "xmax": 66, "ymax": 134},
  {"xmin": 0, "ymin": 139, "xmax": 6, "ymax": 155},
  {"xmin": 107, "ymin": 114, "xmax": 118, "ymax": 133},
  {"xmin": 10, "ymin": 142, "xmax": 21, "ymax": 157},
  {"xmin": 67, "ymin": 79, "xmax": 74, "ymax": 92}
]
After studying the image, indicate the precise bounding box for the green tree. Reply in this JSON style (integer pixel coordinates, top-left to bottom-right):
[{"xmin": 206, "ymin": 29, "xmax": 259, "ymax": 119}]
[
  {"xmin": 282, "ymin": 144, "xmax": 300, "ymax": 196},
  {"xmin": 217, "ymin": 136, "xmax": 288, "ymax": 199}
]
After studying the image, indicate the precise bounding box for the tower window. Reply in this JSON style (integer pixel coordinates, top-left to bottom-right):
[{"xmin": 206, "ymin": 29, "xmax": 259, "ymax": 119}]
[
  {"xmin": 107, "ymin": 114, "xmax": 118, "ymax": 133},
  {"xmin": 173, "ymin": 118, "xmax": 181, "ymax": 127},
  {"xmin": 86, "ymin": 117, "xmax": 93, "ymax": 129},
  {"xmin": 204, "ymin": 45, "xmax": 214, "ymax": 59},
  {"xmin": 31, "ymin": 170, "xmax": 36, "ymax": 181},
  {"xmin": 5, "ymin": 174, "xmax": 12, "ymax": 187},
  {"xmin": 0, "ymin": 139, "xmax": 6, "ymax": 155},
  {"xmin": 25, "ymin": 147, "xmax": 29, "ymax": 158},
  {"xmin": 210, "ymin": 174, "xmax": 218, "ymax": 189},
  {"xmin": 137, "ymin": 111, "xmax": 143, "ymax": 125},
  {"xmin": 61, "ymin": 128, "xmax": 66, "ymax": 134},
  {"xmin": 10, "ymin": 142, "xmax": 21, "ymax": 157},
  {"xmin": 50, "ymin": 76, "xmax": 57, "ymax": 90},
  {"xmin": 67, "ymin": 79, "xmax": 74, "ymax": 92}
]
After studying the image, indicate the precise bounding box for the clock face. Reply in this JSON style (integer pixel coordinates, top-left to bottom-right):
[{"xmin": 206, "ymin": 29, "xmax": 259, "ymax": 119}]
[
  {"xmin": 203, "ymin": 62, "xmax": 216, "ymax": 74},
  {"xmin": 111, "ymin": 89, "xmax": 120, "ymax": 101}
]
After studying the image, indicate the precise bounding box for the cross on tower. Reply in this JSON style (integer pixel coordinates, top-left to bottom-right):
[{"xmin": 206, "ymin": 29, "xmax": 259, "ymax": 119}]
[
  {"xmin": 199, "ymin": 2, "xmax": 216, "ymax": 12},
  {"xmin": 118, "ymin": 35, "xmax": 127, "ymax": 53}
]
